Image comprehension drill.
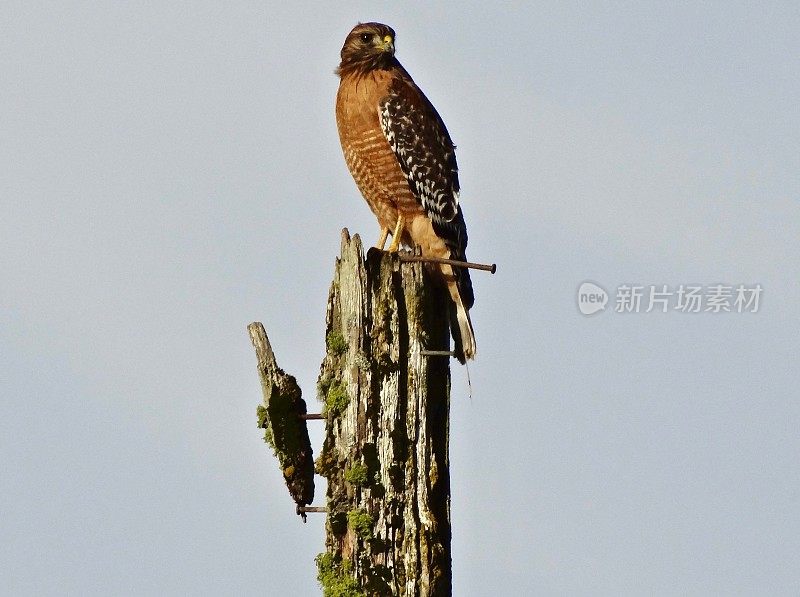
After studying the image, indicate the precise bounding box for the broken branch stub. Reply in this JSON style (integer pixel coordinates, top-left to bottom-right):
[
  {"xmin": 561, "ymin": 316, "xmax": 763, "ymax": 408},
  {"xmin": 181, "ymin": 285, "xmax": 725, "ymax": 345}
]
[{"xmin": 248, "ymin": 322, "xmax": 314, "ymax": 512}]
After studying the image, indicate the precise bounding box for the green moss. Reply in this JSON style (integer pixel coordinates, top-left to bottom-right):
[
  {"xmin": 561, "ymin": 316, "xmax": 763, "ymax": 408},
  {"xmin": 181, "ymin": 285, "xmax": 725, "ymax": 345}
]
[
  {"xmin": 326, "ymin": 331, "xmax": 347, "ymax": 356},
  {"xmin": 257, "ymin": 405, "xmax": 276, "ymax": 450},
  {"xmin": 344, "ymin": 462, "xmax": 368, "ymax": 486},
  {"xmin": 256, "ymin": 404, "xmax": 268, "ymax": 427},
  {"xmin": 315, "ymin": 552, "xmax": 363, "ymax": 597},
  {"xmin": 315, "ymin": 450, "xmax": 337, "ymax": 478},
  {"xmin": 263, "ymin": 427, "xmax": 274, "ymax": 450},
  {"xmin": 324, "ymin": 381, "xmax": 349, "ymax": 416},
  {"xmin": 317, "ymin": 374, "xmax": 333, "ymax": 401},
  {"xmin": 347, "ymin": 509, "xmax": 374, "ymax": 540}
]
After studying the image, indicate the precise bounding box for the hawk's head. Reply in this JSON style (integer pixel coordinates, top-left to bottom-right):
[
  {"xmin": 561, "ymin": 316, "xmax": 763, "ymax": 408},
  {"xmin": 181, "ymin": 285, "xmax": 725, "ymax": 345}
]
[{"xmin": 337, "ymin": 22, "xmax": 396, "ymax": 78}]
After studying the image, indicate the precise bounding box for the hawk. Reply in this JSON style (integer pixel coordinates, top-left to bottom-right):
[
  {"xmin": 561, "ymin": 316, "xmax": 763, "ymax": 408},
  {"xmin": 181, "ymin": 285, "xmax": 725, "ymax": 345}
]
[{"xmin": 335, "ymin": 22, "xmax": 476, "ymax": 362}]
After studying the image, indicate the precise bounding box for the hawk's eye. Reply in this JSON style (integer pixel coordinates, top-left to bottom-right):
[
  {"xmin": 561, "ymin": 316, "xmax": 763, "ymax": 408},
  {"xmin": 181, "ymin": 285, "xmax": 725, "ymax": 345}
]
[{"xmin": 360, "ymin": 33, "xmax": 372, "ymax": 43}]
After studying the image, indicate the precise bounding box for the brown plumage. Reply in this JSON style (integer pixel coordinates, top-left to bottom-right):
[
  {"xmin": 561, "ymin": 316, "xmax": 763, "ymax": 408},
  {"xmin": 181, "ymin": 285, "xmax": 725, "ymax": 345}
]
[{"xmin": 335, "ymin": 22, "xmax": 476, "ymax": 362}]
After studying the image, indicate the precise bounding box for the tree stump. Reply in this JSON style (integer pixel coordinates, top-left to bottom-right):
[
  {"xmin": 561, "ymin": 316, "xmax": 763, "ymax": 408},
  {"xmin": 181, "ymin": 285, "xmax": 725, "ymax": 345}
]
[
  {"xmin": 250, "ymin": 228, "xmax": 454, "ymax": 596},
  {"xmin": 315, "ymin": 230, "xmax": 452, "ymax": 596}
]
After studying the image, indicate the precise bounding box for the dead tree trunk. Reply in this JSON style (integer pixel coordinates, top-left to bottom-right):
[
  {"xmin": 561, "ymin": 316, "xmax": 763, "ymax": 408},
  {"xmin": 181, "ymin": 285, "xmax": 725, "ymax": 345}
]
[
  {"xmin": 249, "ymin": 229, "xmax": 454, "ymax": 596},
  {"xmin": 315, "ymin": 230, "xmax": 452, "ymax": 596}
]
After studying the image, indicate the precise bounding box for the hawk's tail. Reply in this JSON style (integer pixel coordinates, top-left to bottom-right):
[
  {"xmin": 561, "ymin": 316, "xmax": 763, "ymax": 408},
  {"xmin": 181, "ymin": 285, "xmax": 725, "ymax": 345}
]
[
  {"xmin": 449, "ymin": 288, "xmax": 476, "ymax": 364},
  {"xmin": 442, "ymin": 260, "xmax": 475, "ymax": 364}
]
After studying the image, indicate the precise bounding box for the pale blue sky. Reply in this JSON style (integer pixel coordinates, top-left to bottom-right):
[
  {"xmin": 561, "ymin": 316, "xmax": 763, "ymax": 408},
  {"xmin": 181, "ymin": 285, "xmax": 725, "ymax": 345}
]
[{"xmin": 2, "ymin": 2, "xmax": 799, "ymax": 595}]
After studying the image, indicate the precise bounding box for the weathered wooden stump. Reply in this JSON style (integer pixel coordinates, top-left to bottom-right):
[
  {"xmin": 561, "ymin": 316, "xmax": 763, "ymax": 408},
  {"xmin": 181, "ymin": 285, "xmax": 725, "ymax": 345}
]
[
  {"xmin": 314, "ymin": 230, "xmax": 453, "ymax": 596},
  {"xmin": 251, "ymin": 229, "xmax": 453, "ymax": 596}
]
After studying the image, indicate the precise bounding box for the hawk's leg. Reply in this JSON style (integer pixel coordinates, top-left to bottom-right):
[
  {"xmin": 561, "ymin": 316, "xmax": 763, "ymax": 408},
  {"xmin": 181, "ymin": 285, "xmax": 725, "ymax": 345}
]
[
  {"xmin": 387, "ymin": 215, "xmax": 405, "ymax": 253},
  {"xmin": 376, "ymin": 227, "xmax": 390, "ymax": 251}
]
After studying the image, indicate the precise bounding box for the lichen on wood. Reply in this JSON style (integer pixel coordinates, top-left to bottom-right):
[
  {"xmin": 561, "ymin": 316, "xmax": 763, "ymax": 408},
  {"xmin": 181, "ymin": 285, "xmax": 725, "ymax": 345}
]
[
  {"xmin": 248, "ymin": 322, "xmax": 314, "ymax": 510},
  {"xmin": 315, "ymin": 229, "xmax": 453, "ymax": 596}
]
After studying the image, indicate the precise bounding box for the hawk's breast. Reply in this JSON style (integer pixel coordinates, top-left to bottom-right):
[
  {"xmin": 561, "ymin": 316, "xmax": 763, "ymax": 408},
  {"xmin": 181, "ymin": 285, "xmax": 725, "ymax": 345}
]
[{"xmin": 336, "ymin": 71, "xmax": 423, "ymax": 228}]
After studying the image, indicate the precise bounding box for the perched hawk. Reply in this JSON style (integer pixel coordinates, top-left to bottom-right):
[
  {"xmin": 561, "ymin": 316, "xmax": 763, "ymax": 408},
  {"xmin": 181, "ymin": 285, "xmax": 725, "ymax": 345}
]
[{"xmin": 335, "ymin": 22, "xmax": 476, "ymax": 362}]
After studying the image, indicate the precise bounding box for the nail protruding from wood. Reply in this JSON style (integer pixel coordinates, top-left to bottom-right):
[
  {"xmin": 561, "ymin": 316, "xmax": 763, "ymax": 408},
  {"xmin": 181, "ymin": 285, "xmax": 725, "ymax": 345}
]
[
  {"xmin": 398, "ymin": 254, "xmax": 497, "ymax": 274},
  {"xmin": 296, "ymin": 504, "xmax": 327, "ymax": 522},
  {"xmin": 296, "ymin": 505, "xmax": 327, "ymax": 513},
  {"xmin": 299, "ymin": 413, "xmax": 325, "ymax": 420},
  {"xmin": 421, "ymin": 350, "xmax": 457, "ymax": 357}
]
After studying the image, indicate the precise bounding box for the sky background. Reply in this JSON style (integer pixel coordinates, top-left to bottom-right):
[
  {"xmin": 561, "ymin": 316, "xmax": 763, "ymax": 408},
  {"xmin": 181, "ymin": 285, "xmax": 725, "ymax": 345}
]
[{"xmin": 2, "ymin": 2, "xmax": 799, "ymax": 595}]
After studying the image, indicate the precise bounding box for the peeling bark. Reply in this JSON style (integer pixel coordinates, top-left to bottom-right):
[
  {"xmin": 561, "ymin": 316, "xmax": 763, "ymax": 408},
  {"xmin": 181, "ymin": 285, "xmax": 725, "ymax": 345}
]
[{"xmin": 316, "ymin": 230, "xmax": 452, "ymax": 596}]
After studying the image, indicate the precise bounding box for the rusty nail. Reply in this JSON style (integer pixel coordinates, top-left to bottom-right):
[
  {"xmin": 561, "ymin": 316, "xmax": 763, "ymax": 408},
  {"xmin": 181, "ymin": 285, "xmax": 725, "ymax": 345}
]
[
  {"xmin": 299, "ymin": 413, "xmax": 325, "ymax": 420},
  {"xmin": 398, "ymin": 254, "xmax": 497, "ymax": 274},
  {"xmin": 420, "ymin": 350, "xmax": 456, "ymax": 357},
  {"xmin": 297, "ymin": 505, "xmax": 327, "ymax": 514}
]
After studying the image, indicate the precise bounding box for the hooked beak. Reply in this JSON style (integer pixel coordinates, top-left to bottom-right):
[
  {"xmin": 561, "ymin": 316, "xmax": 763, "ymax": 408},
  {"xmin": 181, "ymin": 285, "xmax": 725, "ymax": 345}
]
[{"xmin": 381, "ymin": 35, "xmax": 395, "ymax": 56}]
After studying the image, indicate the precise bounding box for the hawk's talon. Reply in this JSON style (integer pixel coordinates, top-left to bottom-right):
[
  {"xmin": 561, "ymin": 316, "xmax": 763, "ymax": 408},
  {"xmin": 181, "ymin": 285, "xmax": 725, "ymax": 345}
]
[
  {"xmin": 387, "ymin": 215, "xmax": 404, "ymax": 253},
  {"xmin": 376, "ymin": 227, "xmax": 390, "ymax": 251}
]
